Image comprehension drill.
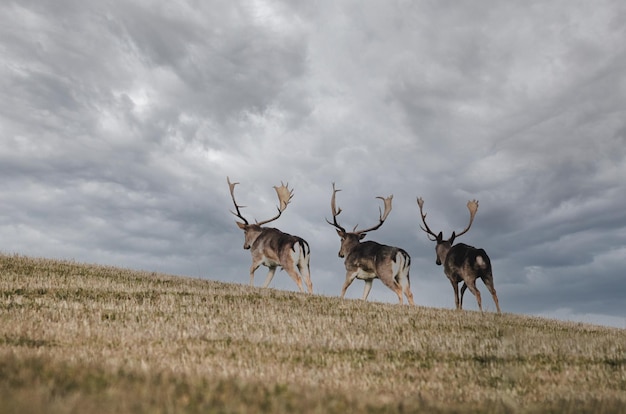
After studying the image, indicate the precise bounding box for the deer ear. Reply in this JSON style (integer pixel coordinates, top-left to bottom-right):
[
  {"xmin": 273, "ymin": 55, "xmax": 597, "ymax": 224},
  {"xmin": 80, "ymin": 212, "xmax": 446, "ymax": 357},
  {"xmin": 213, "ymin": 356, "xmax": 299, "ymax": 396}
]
[
  {"xmin": 336, "ymin": 229, "xmax": 344, "ymax": 237},
  {"xmin": 436, "ymin": 232, "xmax": 443, "ymax": 243},
  {"xmin": 236, "ymin": 221, "xmax": 247, "ymax": 230},
  {"xmin": 359, "ymin": 233, "xmax": 367, "ymax": 240},
  {"xmin": 450, "ymin": 231, "xmax": 456, "ymax": 244}
]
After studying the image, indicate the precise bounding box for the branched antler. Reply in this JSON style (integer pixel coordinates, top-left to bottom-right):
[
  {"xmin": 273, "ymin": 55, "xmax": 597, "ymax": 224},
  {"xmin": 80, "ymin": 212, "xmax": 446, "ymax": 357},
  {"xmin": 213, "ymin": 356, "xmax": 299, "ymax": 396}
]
[
  {"xmin": 326, "ymin": 183, "xmax": 393, "ymax": 235},
  {"xmin": 227, "ymin": 176, "xmax": 249, "ymax": 225},
  {"xmin": 227, "ymin": 177, "xmax": 295, "ymax": 226},
  {"xmin": 354, "ymin": 195, "xmax": 393, "ymax": 234},
  {"xmin": 417, "ymin": 197, "xmax": 437, "ymax": 241},
  {"xmin": 417, "ymin": 197, "xmax": 479, "ymax": 240},
  {"xmin": 454, "ymin": 200, "xmax": 479, "ymax": 237},
  {"xmin": 255, "ymin": 181, "xmax": 294, "ymax": 226},
  {"xmin": 325, "ymin": 182, "xmax": 346, "ymax": 233},
  {"xmin": 273, "ymin": 182, "xmax": 294, "ymax": 212}
]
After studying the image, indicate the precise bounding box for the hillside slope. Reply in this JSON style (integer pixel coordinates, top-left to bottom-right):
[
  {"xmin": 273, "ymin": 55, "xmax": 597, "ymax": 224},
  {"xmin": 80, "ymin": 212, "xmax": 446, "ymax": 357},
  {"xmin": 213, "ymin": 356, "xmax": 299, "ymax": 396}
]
[{"xmin": 1, "ymin": 253, "xmax": 625, "ymax": 413}]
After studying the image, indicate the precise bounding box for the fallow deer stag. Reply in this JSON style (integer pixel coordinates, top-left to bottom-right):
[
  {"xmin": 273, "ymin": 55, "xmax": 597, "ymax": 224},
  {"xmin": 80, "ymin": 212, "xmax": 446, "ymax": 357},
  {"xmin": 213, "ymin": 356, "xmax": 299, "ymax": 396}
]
[
  {"xmin": 227, "ymin": 177, "xmax": 313, "ymax": 294},
  {"xmin": 326, "ymin": 183, "xmax": 414, "ymax": 305},
  {"xmin": 417, "ymin": 197, "xmax": 501, "ymax": 313}
]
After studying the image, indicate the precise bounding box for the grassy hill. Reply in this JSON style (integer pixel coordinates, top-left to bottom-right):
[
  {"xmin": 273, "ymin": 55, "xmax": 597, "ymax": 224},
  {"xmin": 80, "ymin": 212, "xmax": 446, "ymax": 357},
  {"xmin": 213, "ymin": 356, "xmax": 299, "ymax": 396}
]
[{"xmin": 1, "ymin": 253, "xmax": 625, "ymax": 413}]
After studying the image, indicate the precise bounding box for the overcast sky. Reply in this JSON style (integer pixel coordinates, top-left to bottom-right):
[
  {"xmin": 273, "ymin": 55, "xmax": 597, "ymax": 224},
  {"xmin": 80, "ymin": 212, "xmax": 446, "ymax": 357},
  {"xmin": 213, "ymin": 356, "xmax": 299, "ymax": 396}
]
[{"xmin": 2, "ymin": 0, "xmax": 625, "ymax": 328}]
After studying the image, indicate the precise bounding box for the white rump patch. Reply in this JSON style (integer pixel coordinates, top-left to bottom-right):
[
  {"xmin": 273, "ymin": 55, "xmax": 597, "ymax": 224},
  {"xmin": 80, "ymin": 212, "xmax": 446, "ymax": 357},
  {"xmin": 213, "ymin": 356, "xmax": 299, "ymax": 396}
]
[
  {"xmin": 393, "ymin": 252, "xmax": 409, "ymax": 278},
  {"xmin": 290, "ymin": 242, "xmax": 302, "ymax": 262},
  {"xmin": 289, "ymin": 242, "xmax": 309, "ymax": 269},
  {"xmin": 476, "ymin": 255, "xmax": 485, "ymax": 266}
]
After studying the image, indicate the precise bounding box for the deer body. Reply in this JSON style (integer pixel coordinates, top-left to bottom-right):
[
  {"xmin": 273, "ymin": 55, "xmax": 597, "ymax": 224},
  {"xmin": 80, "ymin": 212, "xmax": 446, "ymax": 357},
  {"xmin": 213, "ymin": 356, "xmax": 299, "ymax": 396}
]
[
  {"xmin": 438, "ymin": 240, "xmax": 497, "ymax": 311},
  {"xmin": 228, "ymin": 177, "xmax": 313, "ymax": 294},
  {"xmin": 328, "ymin": 184, "xmax": 415, "ymax": 305},
  {"xmin": 418, "ymin": 198, "xmax": 501, "ymax": 313},
  {"xmin": 340, "ymin": 239, "xmax": 411, "ymax": 302},
  {"xmin": 239, "ymin": 224, "xmax": 312, "ymax": 292}
]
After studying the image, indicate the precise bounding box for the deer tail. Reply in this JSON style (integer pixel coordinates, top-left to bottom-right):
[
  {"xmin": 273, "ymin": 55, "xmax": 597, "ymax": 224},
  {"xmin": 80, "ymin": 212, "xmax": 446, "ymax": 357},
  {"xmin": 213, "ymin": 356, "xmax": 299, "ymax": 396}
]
[{"xmin": 474, "ymin": 249, "xmax": 490, "ymax": 269}]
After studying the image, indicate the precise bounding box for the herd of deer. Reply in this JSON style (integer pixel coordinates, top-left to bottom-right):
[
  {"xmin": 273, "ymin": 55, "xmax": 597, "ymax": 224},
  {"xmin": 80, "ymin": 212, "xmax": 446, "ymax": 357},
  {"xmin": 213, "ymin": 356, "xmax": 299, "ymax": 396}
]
[{"xmin": 227, "ymin": 177, "xmax": 501, "ymax": 313}]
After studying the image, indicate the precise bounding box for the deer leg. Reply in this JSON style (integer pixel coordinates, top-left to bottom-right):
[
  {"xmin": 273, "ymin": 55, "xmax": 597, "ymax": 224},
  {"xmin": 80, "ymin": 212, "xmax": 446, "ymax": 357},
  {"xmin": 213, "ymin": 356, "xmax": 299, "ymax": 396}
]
[
  {"xmin": 362, "ymin": 279, "xmax": 374, "ymax": 301},
  {"xmin": 460, "ymin": 282, "xmax": 468, "ymax": 309},
  {"xmin": 378, "ymin": 269, "xmax": 404, "ymax": 304},
  {"xmin": 396, "ymin": 290, "xmax": 404, "ymax": 304},
  {"xmin": 283, "ymin": 266, "xmax": 305, "ymax": 293},
  {"xmin": 400, "ymin": 269, "xmax": 415, "ymax": 305},
  {"xmin": 464, "ymin": 279, "xmax": 483, "ymax": 311},
  {"xmin": 262, "ymin": 266, "xmax": 278, "ymax": 288},
  {"xmin": 403, "ymin": 284, "xmax": 415, "ymax": 306},
  {"xmin": 298, "ymin": 263, "xmax": 313, "ymax": 294},
  {"xmin": 451, "ymin": 280, "xmax": 461, "ymax": 310},
  {"xmin": 298, "ymin": 265, "xmax": 313, "ymax": 293},
  {"xmin": 341, "ymin": 271, "xmax": 358, "ymax": 299},
  {"xmin": 392, "ymin": 283, "xmax": 404, "ymax": 305},
  {"xmin": 482, "ymin": 274, "xmax": 501, "ymax": 313},
  {"xmin": 395, "ymin": 255, "xmax": 414, "ymax": 305},
  {"xmin": 249, "ymin": 263, "xmax": 262, "ymax": 286}
]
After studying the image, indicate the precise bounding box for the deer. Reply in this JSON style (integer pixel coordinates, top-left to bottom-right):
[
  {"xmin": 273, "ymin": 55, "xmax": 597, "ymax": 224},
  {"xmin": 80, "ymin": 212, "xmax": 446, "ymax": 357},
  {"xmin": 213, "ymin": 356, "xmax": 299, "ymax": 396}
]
[
  {"xmin": 416, "ymin": 197, "xmax": 501, "ymax": 313},
  {"xmin": 227, "ymin": 177, "xmax": 313, "ymax": 294},
  {"xmin": 326, "ymin": 183, "xmax": 415, "ymax": 305}
]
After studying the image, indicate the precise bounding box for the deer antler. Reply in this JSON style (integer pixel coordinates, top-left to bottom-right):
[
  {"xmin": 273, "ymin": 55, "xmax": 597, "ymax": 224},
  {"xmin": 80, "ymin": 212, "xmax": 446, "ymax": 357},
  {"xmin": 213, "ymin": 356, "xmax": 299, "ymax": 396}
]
[
  {"xmin": 227, "ymin": 176, "xmax": 249, "ymax": 225},
  {"xmin": 454, "ymin": 199, "xmax": 479, "ymax": 238},
  {"xmin": 325, "ymin": 182, "xmax": 346, "ymax": 233},
  {"xmin": 255, "ymin": 181, "xmax": 294, "ymax": 226},
  {"xmin": 417, "ymin": 197, "xmax": 437, "ymax": 241},
  {"xmin": 274, "ymin": 182, "xmax": 293, "ymax": 212},
  {"xmin": 354, "ymin": 194, "xmax": 393, "ymax": 235}
]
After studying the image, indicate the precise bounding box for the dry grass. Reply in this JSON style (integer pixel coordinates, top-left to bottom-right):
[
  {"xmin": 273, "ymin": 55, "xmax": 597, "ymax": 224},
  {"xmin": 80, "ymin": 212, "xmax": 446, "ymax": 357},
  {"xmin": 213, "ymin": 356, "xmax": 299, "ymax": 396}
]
[{"xmin": 1, "ymin": 253, "xmax": 625, "ymax": 413}]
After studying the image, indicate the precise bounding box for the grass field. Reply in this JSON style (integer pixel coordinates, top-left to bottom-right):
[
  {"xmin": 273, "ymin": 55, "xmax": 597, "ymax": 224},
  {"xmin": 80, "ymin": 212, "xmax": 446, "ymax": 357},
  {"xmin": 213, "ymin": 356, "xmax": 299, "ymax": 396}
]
[{"xmin": 1, "ymin": 253, "xmax": 625, "ymax": 413}]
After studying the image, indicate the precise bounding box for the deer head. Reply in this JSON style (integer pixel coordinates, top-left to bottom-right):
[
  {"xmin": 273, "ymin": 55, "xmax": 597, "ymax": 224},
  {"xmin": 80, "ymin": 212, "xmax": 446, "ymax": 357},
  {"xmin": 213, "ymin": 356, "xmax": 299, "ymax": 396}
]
[
  {"xmin": 227, "ymin": 176, "xmax": 294, "ymax": 249},
  {"xmin": 326, "ymin": 183, "xmax": 393, "ymax": 257},
  {"xmin": 417, "ymin": 197, "xmax": 478, "ymax": 265}
]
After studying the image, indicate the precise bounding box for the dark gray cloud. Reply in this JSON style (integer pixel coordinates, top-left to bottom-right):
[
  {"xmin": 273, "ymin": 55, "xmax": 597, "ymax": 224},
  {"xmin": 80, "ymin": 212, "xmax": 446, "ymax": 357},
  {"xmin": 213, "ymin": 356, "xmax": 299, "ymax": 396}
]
[{"xmin": 1, "ymin": 0, "xmax": 625, "ymax": 328}]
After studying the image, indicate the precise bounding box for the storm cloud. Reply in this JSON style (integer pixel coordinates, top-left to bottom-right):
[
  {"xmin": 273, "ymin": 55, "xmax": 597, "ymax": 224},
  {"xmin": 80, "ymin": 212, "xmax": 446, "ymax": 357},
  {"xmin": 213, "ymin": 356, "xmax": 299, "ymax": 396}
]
[{"xmin": 1, "ymin": 0, "xmax": 625, "ymax": 327}]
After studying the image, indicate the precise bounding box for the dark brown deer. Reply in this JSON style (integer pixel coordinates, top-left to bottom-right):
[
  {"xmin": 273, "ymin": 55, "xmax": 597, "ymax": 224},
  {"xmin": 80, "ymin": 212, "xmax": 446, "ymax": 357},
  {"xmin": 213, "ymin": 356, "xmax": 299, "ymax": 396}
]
[
  {"xmin": 417, "ymin": 197, "xmax": 500, "ymax": 313},
  {"xmin": 227, "ymin": 177, "xmax": 313, "ymax": 293},
  {"xmin": 326, "ymin": 183, "xmax": 414, "ymax": 305}
]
